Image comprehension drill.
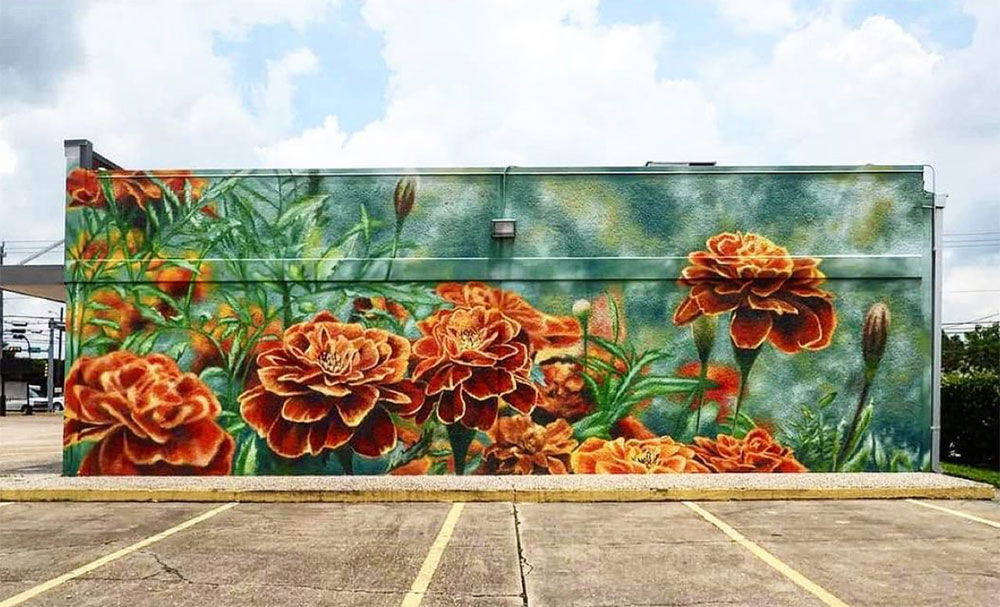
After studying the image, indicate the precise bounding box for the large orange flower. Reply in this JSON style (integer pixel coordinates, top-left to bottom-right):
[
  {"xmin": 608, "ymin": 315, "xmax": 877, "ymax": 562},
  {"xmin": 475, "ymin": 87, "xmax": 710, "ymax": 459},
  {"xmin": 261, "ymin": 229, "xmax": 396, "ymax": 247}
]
[
  {"xmin": 436, "ymin": 282, "xmax": 580, "ymax": 352},
  {"xmin": 64, "ymin": 351, "xmax": 234, "ymax": 475},
  {"xmin": 691, "ymin": 428, "xmax": 807, "ymax": 472},
  {"xmin": 571, "ymin": 436, "xmax": 709, "ymax": 474},
  {"xmin": 673, "ymin": 232, "xmax": 836, "ymax": 353},
  {"xmin": 483, "ymin": 415, "xmax": 578, "ymax": 474},
  {"xmin": 66, "ymin": 168, "xmax": 105, "ymax": 208},
  {"xmin": 412, "ymin": 306, "xmax": 538, "ymax": 430},
  {"xmin": 238, "ymin": 312, "xmax": 425, "ymax": 459}
]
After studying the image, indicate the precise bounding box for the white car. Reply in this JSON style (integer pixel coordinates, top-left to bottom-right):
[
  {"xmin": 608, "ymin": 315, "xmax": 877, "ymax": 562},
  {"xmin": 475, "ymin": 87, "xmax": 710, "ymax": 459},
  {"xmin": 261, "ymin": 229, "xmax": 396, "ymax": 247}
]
[{"xmin": 9, "ymin": 387, "xmax": 63, "ymax": 414}]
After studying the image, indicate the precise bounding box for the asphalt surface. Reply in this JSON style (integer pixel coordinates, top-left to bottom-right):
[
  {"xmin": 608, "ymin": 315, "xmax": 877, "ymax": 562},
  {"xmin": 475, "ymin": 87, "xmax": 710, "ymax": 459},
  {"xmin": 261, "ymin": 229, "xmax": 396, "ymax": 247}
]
[{"xmin": 0, "ymin": 413, "xmax": 61, "ymax": 475}]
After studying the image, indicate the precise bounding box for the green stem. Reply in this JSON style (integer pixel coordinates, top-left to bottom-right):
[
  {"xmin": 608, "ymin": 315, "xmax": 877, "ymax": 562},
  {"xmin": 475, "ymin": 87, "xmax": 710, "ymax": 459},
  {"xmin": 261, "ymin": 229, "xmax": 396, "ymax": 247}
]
[
  {"xmin": 694, "ymin": 362, "xmax": 709, "ymax": 435},
  {"xmin": 837, "ymin": 374, "xmax": 873, "ymax": 467},
  {"xmin": 730, "ymin": 345, "xmax": 761, "ymax": 436},
  {"xmin": 446, "ymin": 422, "xmax": 475, "ymax": 475},
  {"xmin": 384, "ymin": 224, "xmax": 401, "ymax": 280}
]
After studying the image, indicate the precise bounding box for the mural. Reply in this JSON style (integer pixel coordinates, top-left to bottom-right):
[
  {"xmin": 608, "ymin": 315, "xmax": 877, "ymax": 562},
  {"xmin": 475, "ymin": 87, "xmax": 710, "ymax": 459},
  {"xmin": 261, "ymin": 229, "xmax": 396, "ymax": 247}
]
[{"xmin": 62, "ymin": 163, "xmax": 933, "ymax": 475}]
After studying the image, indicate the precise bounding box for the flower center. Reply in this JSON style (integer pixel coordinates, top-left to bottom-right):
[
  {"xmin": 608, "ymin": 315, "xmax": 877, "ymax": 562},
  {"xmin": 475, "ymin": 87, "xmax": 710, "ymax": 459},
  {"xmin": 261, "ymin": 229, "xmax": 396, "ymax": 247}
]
[
  {"xmin": 631, "ymin": 448, "xmax": 659, "ymax": 469},
  {"xmin": 458, "ymin": 327, "xmax": 481, "ymax": 350},
  {"xmin": 316, "ymin": 350, "xmax": 352, "ymax": 376}
]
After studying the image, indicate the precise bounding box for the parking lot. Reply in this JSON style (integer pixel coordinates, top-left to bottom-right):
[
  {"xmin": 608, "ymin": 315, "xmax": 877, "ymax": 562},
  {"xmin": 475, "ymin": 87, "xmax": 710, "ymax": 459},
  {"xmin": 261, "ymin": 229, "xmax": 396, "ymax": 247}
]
[
  {"xmin": 1, "ymin": 498, "xmax": 998, "ymax": 605},
  {"xmin": 2, "ymin": 416, "xmax": 999, "ymax": 606}
]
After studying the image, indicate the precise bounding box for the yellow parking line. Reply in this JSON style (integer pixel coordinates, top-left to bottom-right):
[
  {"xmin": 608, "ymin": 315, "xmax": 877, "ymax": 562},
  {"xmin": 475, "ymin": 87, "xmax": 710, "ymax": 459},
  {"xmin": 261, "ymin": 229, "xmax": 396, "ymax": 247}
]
[
  {"xmin": 400, "ymin": 502, "xmax": 465, "ymax": 607},
  {"xmin": 683, "ymin": 502, "xmax": 849, "ymax": 607},
  {"xmin": 0, "ymin": 502, "xmax": 236, "ymax": 607},
  {"xmin": 905, "ymin": 499, "xmax": 1000, "ymax": 528}
]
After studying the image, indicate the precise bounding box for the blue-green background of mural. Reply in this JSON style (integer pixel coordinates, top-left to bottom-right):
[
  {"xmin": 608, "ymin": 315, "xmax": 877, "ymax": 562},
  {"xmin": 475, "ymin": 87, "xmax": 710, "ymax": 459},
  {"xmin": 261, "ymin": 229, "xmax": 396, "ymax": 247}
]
[{"xmin": 62, "ymin": 163, "xmax": 933, "ymax": 476}]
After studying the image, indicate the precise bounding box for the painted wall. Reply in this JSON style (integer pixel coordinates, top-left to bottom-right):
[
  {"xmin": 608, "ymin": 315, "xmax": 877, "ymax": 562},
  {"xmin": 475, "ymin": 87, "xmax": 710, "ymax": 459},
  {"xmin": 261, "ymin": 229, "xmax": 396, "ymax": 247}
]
[{"xmin": 62, "ymin": 164, "xmax": 933, "ymax": 475}]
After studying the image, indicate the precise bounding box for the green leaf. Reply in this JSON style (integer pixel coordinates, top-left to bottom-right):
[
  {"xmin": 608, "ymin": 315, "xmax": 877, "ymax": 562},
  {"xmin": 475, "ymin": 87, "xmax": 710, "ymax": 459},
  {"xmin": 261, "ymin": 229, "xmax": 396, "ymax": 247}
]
[
  {"xmin": 841, "ymin": 444, "xmax": 872, "ymax": 472},
  {"xmin": 840, "ymin": 404, "xmax": 874, "ymax": 464},
  {"xmin": 276, "ymin": 195, "xmax": 329, "ymax": 231},
  {"xmin": 234, "ymin": 434, "xmax": 259, "ymax": 475},
  {"xmin": 588, "ymin": 335, "xmax": 629, "ymax": 364},
  {"xmin": 817, "ymin": 392, "xmax": 837, "ymax": 408}
]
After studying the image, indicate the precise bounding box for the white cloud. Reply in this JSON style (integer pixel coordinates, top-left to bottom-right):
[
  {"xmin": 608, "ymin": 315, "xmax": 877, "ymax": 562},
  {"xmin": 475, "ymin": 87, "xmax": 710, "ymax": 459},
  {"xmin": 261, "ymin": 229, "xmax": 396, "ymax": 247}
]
[
  {"xmin": 258, "ymin": 0, "xmax": 730, "ymax": 167},
  {"xmin": 712, "ymin": 0, "xmax": 799, "ymax": 34},
  {"xmin": 0, "ymin": 0, "xmax": 337, "ymax": 318}
]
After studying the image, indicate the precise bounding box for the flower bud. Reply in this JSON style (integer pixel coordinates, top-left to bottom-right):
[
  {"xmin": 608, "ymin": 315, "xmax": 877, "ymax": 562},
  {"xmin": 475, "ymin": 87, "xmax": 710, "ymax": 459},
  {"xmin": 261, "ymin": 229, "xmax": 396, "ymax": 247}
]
[
  {"xmin": 862, "ymin": 303, "xmax": 890, "ymax": 372},
  {"xmin": 393, "ymin": 175, "xmax": 418, "ymax": 225},
  {"xmin": 692, "ymin": 315, "xmax": 718, "ymax": 363},
  {"xmin": 572, "ymin": 299, "xmax": 592, "ymax": 319}
]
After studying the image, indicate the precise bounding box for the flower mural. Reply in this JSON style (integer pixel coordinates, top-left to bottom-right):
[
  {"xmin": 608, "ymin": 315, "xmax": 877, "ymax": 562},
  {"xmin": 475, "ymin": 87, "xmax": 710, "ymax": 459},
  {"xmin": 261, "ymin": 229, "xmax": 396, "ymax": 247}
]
[
  {"xmin": 673, "ymin": 232, "xmax": 836, "ymax": 354},
  {"xmin": 62, "ymin": 165, "xmax": 927, "ymax": 476},
  {"xmin": 64, "ymin": 352, "xmax": 234, "ymax": 475},
  {"xmin": 238, "ymin": 312, "xmax": 425, "ymax": 459}
]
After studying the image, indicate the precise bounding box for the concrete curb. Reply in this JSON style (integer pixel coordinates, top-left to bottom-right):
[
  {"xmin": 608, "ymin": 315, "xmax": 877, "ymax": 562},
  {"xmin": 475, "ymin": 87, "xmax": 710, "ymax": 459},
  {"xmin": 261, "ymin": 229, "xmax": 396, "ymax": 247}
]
[{"xmin": 1, "ymin": 473, "xmax": 995, "ymax": 502}]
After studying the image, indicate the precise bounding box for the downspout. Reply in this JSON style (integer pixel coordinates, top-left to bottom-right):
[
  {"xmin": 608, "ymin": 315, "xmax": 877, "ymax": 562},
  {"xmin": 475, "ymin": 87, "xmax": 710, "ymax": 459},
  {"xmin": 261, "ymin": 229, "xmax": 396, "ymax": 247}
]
[{"xmin": 931, "ymin": 192, "xmax": 947, "ymax": 473}]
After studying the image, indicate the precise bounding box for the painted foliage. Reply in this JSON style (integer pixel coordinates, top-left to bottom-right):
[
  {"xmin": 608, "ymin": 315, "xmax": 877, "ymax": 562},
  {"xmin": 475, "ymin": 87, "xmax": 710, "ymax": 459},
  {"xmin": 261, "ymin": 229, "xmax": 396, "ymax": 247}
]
[{"xmin": 62, "ymin": 164, "xmax": 933, "ymax": 475}]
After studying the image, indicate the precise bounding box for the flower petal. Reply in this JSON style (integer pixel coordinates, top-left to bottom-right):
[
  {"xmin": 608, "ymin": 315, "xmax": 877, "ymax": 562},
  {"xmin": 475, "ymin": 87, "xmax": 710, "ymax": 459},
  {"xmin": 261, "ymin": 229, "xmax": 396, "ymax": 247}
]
[
  {"xmin": 351, "ymin": 407, "xmax": 397, "ymax": 457},
  {"xmin": 334, "ymin": 385, "xmax": 379, "ymax": 427},
  {"xmin": 281, "ymin": 394, "xmax": 333, "ymax": 423},
  {"xmin": 729, "ymin": 308, "xmax": 773, "ymax": 350}
]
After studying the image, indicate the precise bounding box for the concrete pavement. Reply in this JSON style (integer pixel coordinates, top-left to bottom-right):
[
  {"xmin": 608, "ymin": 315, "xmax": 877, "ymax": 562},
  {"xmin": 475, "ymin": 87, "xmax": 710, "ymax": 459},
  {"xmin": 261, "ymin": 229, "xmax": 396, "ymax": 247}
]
[{"xmin": 1, "ymin": 499, "xmax": 998, "ymax": 606}]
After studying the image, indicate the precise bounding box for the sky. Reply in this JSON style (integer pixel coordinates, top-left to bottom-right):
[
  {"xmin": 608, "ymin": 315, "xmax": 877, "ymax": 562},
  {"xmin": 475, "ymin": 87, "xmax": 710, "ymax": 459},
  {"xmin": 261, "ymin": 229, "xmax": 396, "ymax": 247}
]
[{"xmin": 0, "ymin": 0, "xmax": 998, "ymax": 339}]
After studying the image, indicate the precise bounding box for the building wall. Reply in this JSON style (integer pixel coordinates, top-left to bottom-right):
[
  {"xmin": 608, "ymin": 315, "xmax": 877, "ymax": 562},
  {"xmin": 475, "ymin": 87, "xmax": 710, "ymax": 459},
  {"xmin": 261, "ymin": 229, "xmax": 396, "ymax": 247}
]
[{"xmin": 62, "ymin": 164, "xmax": 933, "ymax": 476}]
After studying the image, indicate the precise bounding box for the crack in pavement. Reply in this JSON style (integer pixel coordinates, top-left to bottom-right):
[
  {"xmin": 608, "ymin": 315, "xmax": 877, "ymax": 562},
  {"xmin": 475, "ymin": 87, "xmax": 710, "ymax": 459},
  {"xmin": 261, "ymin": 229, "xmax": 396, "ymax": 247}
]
[{"xmin": 511, "ymin": 502, "xmax": 531, "ymax": 607}]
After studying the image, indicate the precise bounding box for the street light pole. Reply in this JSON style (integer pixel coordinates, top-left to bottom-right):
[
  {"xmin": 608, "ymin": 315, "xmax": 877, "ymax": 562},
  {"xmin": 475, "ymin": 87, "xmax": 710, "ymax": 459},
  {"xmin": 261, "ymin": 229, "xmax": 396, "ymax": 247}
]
[
  {"xmin": 47, "ymin": 318, "xmax": 55, "ymax": 411},
  {"xmin": 1, "ymin": 240, "xmax": 6, "ymax": 417},
  {"xmin": 15, "ymin": 333, "xmax": 32, "ymax": 415}
]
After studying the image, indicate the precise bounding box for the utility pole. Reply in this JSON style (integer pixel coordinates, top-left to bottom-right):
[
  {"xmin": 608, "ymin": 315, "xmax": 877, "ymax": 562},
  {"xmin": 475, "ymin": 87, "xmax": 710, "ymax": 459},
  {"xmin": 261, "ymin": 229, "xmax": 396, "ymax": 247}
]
[
  {"xmin": 46, "ymin": 317, "xmax": 64, "ymax": 412},
  {"xmin": 47, "ymin": 318, "xmax": 55, "ymax": 411},
  {"xmin": 1, "ymin": 240, "xmax": 6, "ymax": 417}
]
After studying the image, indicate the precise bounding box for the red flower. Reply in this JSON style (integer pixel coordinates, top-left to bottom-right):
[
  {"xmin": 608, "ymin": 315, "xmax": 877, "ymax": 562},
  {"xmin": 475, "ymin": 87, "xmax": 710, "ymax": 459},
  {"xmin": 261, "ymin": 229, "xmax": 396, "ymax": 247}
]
[
  {"xmin": 676, "ymin": 362, "xmax": 741, "ymax": 421},
  {"xmin": 238, "ymin": 312, "xmax": 425, "ymax": 459},
  {"xmin": 412, "ymin": 306, "xmax": 537, "ymax": 431},
  {"xmin": 690, "ymin": 428, "xmax": 807, "ymax": 472},
  {"xmin": 673, "ymin": 232, "xmax": 836, "ymax": 353},
  {"xmin": 64, "ymin": 351, "xmax": 234, "ymax": 475},
  {"xmin": 436, "ymin": 282, "xmax": 580, "ymax": 352}
]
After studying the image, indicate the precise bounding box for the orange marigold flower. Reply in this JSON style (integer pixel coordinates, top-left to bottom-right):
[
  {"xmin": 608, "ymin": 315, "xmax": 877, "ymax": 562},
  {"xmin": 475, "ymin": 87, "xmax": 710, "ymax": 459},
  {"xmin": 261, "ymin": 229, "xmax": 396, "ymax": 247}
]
[
  {"xmin": 676, "ymin": 362, "xmax": 741, "ymax": 421},
  {"xmin": 64, "ymin": 351, "xmax": 234, "ymax": 475},
  {"xmin": 238, "ymin": 311, "xmax": 425, "ymax": 459},
  {"xmin": 67, "ymin": 228, "xmax": 145, "ymax": 279},
  {"xmin": 690, "ymin": 428, "xmax": 807, "ymax": 473},
  {"xmin": 483, "ymin": 415, "xmax": 578, "ymax": 474},
  {"xmin": 144, "ymin": 258, "xmax": 212, "ymax": 320},
  {"xmin": 412, "ymin": 306, "xmax": 538, "ymax": 431},
  {"xmin": 69, "ymin": 289, "xmax": 150, "ymax": 342},
  {"xmin": 66, "ymin": 168, "xmax": 105, "ymax": 208},
  {"xmin": 67, "ymin": 168, "xmax": 213, "ymax": 215},
  {"xmin": 571, "ymin": 436, "xmax": 709, "ymax": 474},
  {"xmin": 436, "ymin": 282, "xmax": 581, "ymax": 352},
  {"xmin": 534, "ymin": 360, "xmax": 592, "ymax": 423},
  {"xmin": 673, "ymin": 232, "xmax": 836, "ymax": 354}
]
